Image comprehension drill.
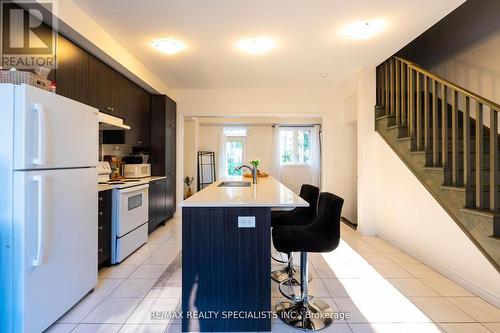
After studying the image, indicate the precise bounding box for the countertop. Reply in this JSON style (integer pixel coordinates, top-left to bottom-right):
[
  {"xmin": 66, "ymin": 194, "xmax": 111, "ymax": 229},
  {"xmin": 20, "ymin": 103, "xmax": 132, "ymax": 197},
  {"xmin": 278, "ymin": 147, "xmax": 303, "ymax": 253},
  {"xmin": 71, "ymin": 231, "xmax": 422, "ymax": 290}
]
[
  {"xmin": 180, "ymin": 176, "xmax": 308, "ymax": 208},
  {"xmin": 98, "ymin": 176, "xmax": 167, "ymax": 192}
]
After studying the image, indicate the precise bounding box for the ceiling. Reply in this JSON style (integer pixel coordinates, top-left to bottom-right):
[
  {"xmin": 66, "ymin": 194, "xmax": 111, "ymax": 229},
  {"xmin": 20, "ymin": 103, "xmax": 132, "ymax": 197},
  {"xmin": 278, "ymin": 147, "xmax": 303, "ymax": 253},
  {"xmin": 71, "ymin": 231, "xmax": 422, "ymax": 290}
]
[{"xmin": 72, "ymin": 0, "xmax": 464, "ymax": 90}]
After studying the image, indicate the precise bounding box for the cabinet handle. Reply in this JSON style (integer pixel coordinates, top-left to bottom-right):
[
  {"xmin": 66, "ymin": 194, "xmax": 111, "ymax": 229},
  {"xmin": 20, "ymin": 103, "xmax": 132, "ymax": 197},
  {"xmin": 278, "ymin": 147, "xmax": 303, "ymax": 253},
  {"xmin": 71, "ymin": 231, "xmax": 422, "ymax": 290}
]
[
  {"xmin": 98, "ymin": 226, "xmax": 103, "ymax": 231},
  {"xmin": 98, "ymin": 248, "xmax": 103, "ymax": 253},
  {"xmin": 137, "ymin": 141, "xmax": 142, "ymax": 144},
  {"xmin": 99, "ymin": 212, "xmax": 103, "ymax": 216},
  {"xmin": 98, "ymin": 197, "xmax": 103, "ymax": 201}
]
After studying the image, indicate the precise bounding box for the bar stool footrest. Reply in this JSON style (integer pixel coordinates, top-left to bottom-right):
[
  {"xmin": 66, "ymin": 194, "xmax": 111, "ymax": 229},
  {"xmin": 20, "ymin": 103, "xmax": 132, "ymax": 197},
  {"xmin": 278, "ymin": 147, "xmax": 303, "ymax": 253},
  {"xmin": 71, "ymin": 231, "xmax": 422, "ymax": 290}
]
[{"xmin": 275, "ymin": 298, "xmax": 335, "ymax": 330}]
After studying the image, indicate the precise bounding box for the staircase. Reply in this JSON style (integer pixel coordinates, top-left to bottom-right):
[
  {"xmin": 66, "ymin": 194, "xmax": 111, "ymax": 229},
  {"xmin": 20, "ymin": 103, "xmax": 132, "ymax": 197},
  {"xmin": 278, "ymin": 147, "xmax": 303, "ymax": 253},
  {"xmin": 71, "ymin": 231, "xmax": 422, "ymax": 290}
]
[{"xmin": 375, "ymin": 56, "xmax": 500, "ymax": 272}]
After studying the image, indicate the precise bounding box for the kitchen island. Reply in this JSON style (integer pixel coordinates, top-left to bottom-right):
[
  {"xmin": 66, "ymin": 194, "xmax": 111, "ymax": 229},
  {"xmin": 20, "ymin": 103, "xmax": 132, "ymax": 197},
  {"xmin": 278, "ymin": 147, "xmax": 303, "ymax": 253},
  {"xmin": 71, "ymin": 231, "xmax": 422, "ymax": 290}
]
[{"xmin": 180, "ymin": 176, "xmax": 307, "ymax": 332}]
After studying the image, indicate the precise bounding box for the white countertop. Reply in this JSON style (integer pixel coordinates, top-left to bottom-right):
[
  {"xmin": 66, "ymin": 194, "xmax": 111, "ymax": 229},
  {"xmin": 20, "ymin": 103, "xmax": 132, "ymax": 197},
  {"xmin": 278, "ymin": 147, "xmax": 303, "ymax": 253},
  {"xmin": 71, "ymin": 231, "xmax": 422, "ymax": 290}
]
[
  {"xmin": 98, "ymin": 184, "xmax": 115, "ymax": 192},
  {"xmin": 180, "ymin": 176, "xmax": 308, "ymax": 208},
  {"xmin": 98, "ymin": 176, "xmax": 167, "ymax": 192}
]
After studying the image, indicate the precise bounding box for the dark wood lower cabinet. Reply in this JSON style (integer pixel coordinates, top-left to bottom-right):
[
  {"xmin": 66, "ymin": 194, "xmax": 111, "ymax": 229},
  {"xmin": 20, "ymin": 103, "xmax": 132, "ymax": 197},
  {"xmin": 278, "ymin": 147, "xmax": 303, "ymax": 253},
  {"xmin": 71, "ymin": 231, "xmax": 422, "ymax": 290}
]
[
  {"xmin": 148, "ymin": 179, "xmax": 168, "ymax": 234},
  {"xmin": 98, "ymin": 190, "xmax": 112, "ymax": 268}
]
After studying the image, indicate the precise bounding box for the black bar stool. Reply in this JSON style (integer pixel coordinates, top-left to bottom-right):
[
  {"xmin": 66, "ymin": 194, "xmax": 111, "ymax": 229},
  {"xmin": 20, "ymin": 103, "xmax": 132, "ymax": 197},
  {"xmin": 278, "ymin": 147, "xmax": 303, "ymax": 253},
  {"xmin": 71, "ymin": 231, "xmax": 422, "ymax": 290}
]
[
  {"xmin": 272, "ymin": 192, "xmax": 343, "ymax": 330},
  {"xmin": 271, "ymin": 184, "xmax": 319, "ymax": 285}
]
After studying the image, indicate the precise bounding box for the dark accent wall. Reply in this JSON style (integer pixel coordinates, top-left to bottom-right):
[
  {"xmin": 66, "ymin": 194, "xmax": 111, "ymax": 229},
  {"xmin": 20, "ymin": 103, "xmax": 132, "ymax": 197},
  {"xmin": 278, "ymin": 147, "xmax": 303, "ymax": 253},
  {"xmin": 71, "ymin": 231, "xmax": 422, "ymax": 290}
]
[
  {"xmin": 398, "ymin": 0, "xmax": 500, "ymax": 67},
  {"xmin": 396, "ymin": 0, "xmax": 500, "ymax": 103}
]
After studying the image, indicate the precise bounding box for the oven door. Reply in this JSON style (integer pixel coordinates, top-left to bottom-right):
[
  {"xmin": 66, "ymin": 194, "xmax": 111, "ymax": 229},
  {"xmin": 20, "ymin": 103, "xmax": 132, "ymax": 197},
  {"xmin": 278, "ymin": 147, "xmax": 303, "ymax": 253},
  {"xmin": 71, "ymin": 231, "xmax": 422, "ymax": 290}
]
[{"xmin": 116, "ymin": 184, "xmax": 149, "ymax": 237}]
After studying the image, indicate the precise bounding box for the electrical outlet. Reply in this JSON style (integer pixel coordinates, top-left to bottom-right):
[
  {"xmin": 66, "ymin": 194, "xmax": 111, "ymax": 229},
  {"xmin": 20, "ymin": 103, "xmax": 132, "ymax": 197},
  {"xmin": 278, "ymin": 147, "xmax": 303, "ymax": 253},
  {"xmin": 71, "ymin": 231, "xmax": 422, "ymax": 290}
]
[{"xmin": 238, "ymin": 216, "xmax": 256, "ymax": 228}]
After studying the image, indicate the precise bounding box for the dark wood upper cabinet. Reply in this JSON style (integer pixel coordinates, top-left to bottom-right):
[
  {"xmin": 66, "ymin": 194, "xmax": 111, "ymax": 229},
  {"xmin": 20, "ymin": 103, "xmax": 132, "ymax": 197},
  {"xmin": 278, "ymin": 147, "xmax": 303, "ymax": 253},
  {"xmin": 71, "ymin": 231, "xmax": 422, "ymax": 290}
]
[
  {"xmin": 52, "ymin": 32, "xmax": 163, "ymax": 155},
  {"xmin": 121, "ymin": 79, "xmax": 150, "ymax": 148},
  {"xmin": 55, "ymin": 35, "xmax": 89, "ymax": 104},
  {"xmin": 85, "ymin": 54, "xmax": 150, "ymax": 148},
  {"xmin": 151, "ymin": 95, "xmax": 176, "ymax": 219},
  {"xmin": 87, "ymin": 55, "xmax": 112, "ymax": 113}
]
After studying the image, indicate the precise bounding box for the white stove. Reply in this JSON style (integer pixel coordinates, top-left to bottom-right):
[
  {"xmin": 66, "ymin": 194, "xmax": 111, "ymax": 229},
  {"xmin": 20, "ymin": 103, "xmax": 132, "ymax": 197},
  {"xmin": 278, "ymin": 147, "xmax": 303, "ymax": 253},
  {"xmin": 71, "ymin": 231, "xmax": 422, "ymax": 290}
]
[{"xmin": 98, "ymin": 161, "xmax": 149, "ymax": 263}]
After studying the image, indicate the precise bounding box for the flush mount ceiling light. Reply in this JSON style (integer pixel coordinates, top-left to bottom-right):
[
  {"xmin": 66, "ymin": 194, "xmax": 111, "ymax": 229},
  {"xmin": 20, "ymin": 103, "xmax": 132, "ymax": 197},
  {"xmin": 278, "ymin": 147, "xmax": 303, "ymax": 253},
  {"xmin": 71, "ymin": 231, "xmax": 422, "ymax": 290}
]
[
  {"xmin": 236, "ymin": 36, "xmax": 277, "ymax": 55},
  {"xmin": 343, "ymin": 19, "xmax": 385, "ymax": 40},
  {"xmin": 152, "ymin": 38, "xmax": 186, "ymax": 55}
]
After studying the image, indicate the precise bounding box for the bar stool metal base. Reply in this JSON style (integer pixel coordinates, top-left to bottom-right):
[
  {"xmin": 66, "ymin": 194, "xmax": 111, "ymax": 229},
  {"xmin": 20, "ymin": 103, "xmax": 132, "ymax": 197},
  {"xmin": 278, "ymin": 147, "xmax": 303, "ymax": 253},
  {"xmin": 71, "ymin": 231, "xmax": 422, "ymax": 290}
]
[
  {"xmin": 275, "ymin": 298, "xmax": 334, "ymax": 330},
  {"xmin": 271, "ymin": 266, "xmax": 313, "ymax": 284}
]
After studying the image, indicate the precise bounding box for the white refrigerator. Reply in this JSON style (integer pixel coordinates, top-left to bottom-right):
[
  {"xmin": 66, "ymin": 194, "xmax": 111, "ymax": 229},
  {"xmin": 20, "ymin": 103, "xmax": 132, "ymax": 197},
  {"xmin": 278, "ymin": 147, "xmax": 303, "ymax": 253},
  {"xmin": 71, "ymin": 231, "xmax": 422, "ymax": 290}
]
[{"xmin": 0, "ymin": 84, "xmax": 99, "ymax": 333}]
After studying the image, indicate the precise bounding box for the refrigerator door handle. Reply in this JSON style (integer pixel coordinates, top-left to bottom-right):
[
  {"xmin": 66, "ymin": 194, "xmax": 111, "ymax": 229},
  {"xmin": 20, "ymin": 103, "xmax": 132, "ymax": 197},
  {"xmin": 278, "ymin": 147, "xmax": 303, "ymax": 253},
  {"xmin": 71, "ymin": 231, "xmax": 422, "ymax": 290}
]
[
  {"xmin": 33, "ymin": 103, "xmax": 47, "ymax": 166},
  {"xmin": 32, "ymin": 175, "xmax": 45, "ymax": 267}
]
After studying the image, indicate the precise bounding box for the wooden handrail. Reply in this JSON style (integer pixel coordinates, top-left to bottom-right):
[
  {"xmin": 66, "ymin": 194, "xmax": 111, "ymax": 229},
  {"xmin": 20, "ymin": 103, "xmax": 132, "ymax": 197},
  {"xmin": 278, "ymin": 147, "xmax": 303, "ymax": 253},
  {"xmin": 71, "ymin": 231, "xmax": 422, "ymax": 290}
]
[
  {"xmin": 376, "ymin": 56, "xmax": 500, "ymax": 212},
  {"xmin": 394, "ymin": 56, "xmax": 500, "ymax": 111}
]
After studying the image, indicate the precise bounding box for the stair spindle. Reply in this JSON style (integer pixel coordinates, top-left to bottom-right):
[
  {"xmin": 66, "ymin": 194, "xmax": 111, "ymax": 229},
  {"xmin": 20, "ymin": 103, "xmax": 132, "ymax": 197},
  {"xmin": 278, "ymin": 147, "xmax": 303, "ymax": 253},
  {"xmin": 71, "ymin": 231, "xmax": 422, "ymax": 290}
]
[
  {"xmin": 451, "ymin": 90, "xmax": 459, "ymax": 185},
  {"xmin": 409, "ymin": 67, "xmax": 414, "ymax": 136},
  {"xmin": 395, "ymin": 60, "xmax": 401, "ymax": 125},
  {"xmin": 416, "ymin": 72, "xmax": 422, "ymax": 150},
  {"xmin": 390, "ymin": 59, "xmax": 395, "ymax": 116},
  {"xmin": 432, "ymin": 80, "xmax": 439, "ymax": 166},
  {"xmin": 463, "ymin": 96, "xmax": 471, "ymax": 188},
  {"xmin": 424, "ymin": 76, "xmax": 430, "ymax": 153},
  {"xmin": 401, "ymin": 62, "xmax": 406, "ymax": 126},
  {"xmin": 442, "ymin": 85, "xmax": 449, "ymax": 167},
  {"xmin": 490, "ymin": 108, "xmax": 498, "ymax": 211},
  {"xmin": 385, "ymin": 62, "xmax": 389, "ymax": 113},
  {"xmin": 476, "ymin": 102, "xmax": 484, "ymax": 208}
]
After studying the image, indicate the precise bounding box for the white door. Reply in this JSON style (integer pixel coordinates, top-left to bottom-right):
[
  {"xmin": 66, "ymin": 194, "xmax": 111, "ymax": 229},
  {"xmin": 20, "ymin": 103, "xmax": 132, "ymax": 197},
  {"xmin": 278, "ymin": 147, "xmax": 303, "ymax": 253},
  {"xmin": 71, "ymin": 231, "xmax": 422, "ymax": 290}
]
[
  {"xmin": 12, "ymin": 168, "xmax": 97, "ymax": 333},
  {"xmin": 13, "ymin": 84, "xmax": 98, "ymax": 170}
]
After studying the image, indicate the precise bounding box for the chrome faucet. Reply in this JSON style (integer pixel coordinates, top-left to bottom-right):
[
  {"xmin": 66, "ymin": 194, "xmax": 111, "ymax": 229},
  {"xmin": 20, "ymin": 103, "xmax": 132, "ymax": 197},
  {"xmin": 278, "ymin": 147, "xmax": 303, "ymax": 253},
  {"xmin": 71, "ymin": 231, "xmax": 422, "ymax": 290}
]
[{"xmin": 235, "ymin": 164, "xmax": 257, "ymax": 184}]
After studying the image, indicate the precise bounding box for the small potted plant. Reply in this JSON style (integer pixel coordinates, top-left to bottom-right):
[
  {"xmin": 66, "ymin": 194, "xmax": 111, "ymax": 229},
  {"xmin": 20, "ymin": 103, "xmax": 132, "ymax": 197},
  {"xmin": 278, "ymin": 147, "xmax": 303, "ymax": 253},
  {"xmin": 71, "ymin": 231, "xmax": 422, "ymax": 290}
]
[
  {"xmin": 184, "ymin": 176, "xmax": 194, "ymax": 199},
  {"xmin": 249, "ymin": 158, "xmax": 260, "ymax": 174}
]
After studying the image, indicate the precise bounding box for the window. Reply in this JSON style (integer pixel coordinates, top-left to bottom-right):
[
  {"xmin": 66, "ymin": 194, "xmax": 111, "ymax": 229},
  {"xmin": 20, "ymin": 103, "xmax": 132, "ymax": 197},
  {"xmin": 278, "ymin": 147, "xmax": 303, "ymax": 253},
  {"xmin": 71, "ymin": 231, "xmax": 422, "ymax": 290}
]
[
  {"xmin": 224, "ymin": 128, "xmax": 247, "ymax": 175},
  {"xmin": 224, "ymin": 128, "xmax": 247, "ymax": 137},
  {"xmin": 280, "ymin": 128, "xmax": 310, "ymax": 165}
]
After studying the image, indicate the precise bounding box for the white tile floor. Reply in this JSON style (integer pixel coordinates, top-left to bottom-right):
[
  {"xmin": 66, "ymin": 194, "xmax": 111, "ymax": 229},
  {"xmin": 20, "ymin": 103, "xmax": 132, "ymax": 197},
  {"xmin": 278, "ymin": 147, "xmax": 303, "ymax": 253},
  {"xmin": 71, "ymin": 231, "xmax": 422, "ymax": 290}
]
[{"xmin": 44, "ymin": 218, "xmax": 500, "ymax": 333}]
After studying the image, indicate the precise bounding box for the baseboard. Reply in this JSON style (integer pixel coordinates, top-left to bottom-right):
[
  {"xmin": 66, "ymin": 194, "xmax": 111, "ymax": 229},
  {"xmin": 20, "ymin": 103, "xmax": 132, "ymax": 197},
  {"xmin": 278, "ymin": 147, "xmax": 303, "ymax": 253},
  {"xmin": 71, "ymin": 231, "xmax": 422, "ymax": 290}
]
[
  {"xmin": 376, "ymin": 230, "xmax": 500, "ymax": 307},
  {"xmin": 356, "ymin": 226, "xmax": 377, "ymax": 236},
  {"xmin": 341, "ymin": 217, "xmax": 357, "ymax": 230}
]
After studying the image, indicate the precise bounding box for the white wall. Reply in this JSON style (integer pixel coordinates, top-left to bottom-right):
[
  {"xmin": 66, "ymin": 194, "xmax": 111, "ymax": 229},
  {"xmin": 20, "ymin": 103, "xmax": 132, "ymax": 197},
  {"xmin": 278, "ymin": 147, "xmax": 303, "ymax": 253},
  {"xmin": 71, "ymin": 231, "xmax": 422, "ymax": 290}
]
[
  {"xmin": 183, "ymin": 119, "xmax": 198, "ymax": 196},
  {"xmin": 374, "ymin": 135, "xmax": 500, "ymax": 306},
  {"xmin": 195, "ymin": 122, "xmax": 318, "ymax": 194},
  {"xmin": 356, "ymin": 68, "xmax": 378, "ymax": 234},
  {"xmin": 174, "ymin": 88, "xmax": 358, "ymax": 221},
  {"xmin": 355, "ymin": 67, "xmax": 500, "ymax": 306}
]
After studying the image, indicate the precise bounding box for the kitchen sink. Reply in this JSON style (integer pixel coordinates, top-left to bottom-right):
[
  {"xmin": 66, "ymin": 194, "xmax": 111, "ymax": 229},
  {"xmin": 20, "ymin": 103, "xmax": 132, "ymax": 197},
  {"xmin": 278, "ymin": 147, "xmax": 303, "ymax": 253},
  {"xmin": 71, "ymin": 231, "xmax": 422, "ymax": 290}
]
[{"xmin": 218, "ymin": 181, "xmax": 252, "ymax": 188}]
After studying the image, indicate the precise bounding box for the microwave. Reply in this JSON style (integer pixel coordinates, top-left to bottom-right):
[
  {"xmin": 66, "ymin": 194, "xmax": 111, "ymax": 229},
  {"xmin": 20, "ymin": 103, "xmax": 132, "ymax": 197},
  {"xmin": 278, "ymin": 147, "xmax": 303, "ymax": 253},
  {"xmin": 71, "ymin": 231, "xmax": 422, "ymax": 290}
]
[{"xmin": 123, "ymin": 164, "xmax": 151, "ymax": 178}]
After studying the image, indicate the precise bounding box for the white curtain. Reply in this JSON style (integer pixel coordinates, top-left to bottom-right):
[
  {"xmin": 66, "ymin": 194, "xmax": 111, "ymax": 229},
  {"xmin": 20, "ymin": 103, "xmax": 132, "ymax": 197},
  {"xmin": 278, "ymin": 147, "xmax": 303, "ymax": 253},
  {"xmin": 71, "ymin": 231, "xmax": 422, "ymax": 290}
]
[
  {"xmin": 218, "ymin": 131, "xmax": 227, "ymax": 179},
  {"xmin": 270, "ymin": 125, "xmax": 282, "ymax": 181},
  {"xmin": 310, "ymin": 125, "xmax": 321, "ymax": 187}
]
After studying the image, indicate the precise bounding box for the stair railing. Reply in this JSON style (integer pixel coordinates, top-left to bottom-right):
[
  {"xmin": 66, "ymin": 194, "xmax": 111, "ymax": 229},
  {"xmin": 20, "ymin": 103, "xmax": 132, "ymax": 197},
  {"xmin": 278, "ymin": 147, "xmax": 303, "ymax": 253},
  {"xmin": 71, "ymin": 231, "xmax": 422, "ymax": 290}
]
[{"xmin": 376, "ymin": 57, "xmax": 499, "ymax": 211}]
